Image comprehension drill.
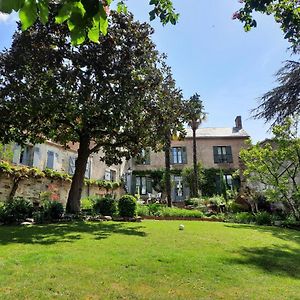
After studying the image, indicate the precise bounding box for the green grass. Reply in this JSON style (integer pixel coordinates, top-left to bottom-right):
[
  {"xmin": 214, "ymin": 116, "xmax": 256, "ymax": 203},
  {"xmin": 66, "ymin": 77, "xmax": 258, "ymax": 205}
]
[{"xmin": 0, "ymin": 221, "xmax": 300, "ymax": 299}]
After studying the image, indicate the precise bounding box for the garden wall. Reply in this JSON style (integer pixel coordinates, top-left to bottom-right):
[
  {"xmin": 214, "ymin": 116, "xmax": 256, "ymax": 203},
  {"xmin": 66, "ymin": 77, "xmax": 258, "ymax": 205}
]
[{"xmin": 0, "ymin": 174, "xmax": 124, "ymax": 205}]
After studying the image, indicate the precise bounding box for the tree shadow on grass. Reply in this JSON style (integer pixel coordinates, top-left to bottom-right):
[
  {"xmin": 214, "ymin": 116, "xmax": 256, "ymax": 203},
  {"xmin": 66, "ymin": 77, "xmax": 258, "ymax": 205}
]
[
  {"xmin": 227, "ymin": 245, "xmax": 300, "ymax": 279},
  {"xmin": 225, "ymin": 223, "xmax": 300, "ymax": 245},
  {"xmin": 0, "ymin": 222, "xmax": 147, "ymax": 246},
  {"xmin": 224, "ymin": 224, "xmax": 300, "ymax": 279}
]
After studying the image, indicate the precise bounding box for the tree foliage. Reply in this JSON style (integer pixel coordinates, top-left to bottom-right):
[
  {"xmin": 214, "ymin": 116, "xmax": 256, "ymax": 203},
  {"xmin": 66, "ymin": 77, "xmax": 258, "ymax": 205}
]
[
  {"xmin": 234, "ymin": 0, "xmax": 300, "ymax": 52},
  {"xmin": 253, "ymin": 60, "xmax": 300, "ymax": 126},
  {"xmin": 0, "ymin": 9, "xmax": 182, "ymax": 213},
  {"xmin": 240, "ymin": 118, "xmax": 300, "ymax": 220},
  {"xmin": 0, "ymin": 0, "xmax": 178, "ymax": 45}
]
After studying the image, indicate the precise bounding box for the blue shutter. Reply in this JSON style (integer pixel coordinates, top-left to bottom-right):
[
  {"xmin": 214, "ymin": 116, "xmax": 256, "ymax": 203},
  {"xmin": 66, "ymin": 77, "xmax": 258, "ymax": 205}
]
[
  {"xmin": 69, "ymin": 156, "xmax": 76, "ymax": 175},
  {"xmin": 46, "ymin": 151, "xmax": 54, "ymax": 169}
]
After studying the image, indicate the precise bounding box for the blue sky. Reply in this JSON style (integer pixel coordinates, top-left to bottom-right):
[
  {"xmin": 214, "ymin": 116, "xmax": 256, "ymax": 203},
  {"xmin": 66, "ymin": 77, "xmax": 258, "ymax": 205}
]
[{"xmin": 0, "ymin": 0, "xmax": 294, "ymax": 141}]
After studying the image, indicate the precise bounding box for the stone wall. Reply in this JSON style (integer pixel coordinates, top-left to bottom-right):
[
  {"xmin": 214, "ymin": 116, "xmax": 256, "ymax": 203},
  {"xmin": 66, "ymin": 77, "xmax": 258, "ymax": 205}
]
[{"xmin": 0, "ymin": 174, "xmax": 124, "ymax": 205}]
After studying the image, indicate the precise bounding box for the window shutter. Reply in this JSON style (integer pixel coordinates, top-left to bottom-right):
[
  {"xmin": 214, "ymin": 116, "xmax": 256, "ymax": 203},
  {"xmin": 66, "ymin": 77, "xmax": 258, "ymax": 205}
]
[
  {"xmin": 12, "ymin": 144, "xmax": 21, "ymax": 164},
  {"xmin": 46, "ymin": 151, "xmax": 54, "ymax": 169},
  {"xmin": 146, "ymin": 177, "xmax": 152, "ymax": 193},
  {"xmin": 145, "ymin": 149, "xmax": 151, "ymax": 165},
  {"xmin": 33, "ymin": 147, "xmax": 41, "ymax": 168},
  {"xmin": 170, "ymin": 148, "xmax": 174, "ymax": 165},
  {"xmin": 182, "ymin": 147, "xmax": 187, "ymax": 164},
  {"xmin": 85, "ymin": 160, "xmax": 91, "ymax": 178},
  {"xmin": 226, "ymin": 146, "xmax": 233, "ymax": 163},
  {"xmin": 131, "ymin": 175, "xmax": 136, "ymax": 195},
  {"xmin": 54, "ymin": 153, "xmax": 59, "ymax": 170},
  {"xmin": 213, "ymin": 146, "xmax": 219, "ymax": 163},
  {"xmin": 69, "ymin": 156, "xmax": 76, "ymax": 175}
]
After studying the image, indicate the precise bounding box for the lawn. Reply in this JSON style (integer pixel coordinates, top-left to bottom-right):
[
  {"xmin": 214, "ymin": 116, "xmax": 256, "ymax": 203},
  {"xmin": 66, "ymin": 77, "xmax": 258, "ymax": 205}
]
[{"xmin": 0, "ymin": 221, "xmax": 300, "ymax": 300}]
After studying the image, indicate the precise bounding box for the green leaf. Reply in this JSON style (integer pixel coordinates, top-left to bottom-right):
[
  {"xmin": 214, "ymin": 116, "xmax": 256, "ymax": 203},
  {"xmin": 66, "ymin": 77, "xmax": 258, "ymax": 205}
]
[
  {"xmin": 55, "ymin": 2, "xmax": 73, "ymax": 24},
  {"xmin": 88, "ymin": 15, "xmax": 100, "ymax": 43},
  {"xmin": 99, "ymin": 4, "xmax": 108, "ymax": 35},
  {"xmin": 37, "ymin": 0, "xmax": 49, "ymax": 24},
  {"xmin": 0, "ymin": 0, "xmax": 24, "ymax": 13},
  {"xmin": 19, "ymin": 0, "xmax": 37, "ymax": 30},
  {"xmin": 70, "ymin": 27, "xmax": 86, "ymax": 45}
]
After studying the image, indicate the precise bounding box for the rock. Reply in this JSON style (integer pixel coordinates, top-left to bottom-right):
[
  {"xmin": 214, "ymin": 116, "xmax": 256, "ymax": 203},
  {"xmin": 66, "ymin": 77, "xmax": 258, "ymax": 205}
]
[
  {"xmin": 25, "ymin": 218, "xmax": 34, "ymax": 223},
  {"xmin": 136, "ymin": 216, "xmax": 142, "ymax": 223},
  {"xmin": 104, "ymin": 216, "xmax": 112, "ymax": 221},
  {"xmin": 21, "ymin": 221, "xmax": 34, "ymax": 225}
]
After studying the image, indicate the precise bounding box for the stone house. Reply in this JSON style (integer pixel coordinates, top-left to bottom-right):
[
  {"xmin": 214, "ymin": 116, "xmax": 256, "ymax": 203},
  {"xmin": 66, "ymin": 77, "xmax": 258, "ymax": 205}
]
[
  {"xmin": 127, "ymin": 116, "xmax": 250, "ymax": 202},
  {"xmin": 11, "ymin": 140, "xmax": 126, "ymax": 182}
]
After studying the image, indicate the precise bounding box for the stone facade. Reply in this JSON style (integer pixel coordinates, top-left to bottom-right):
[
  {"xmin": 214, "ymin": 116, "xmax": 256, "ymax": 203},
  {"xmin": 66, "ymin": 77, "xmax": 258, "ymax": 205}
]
[{"xmin": 0, "ymin": 174, "xmax": 123, "ymax": 205}]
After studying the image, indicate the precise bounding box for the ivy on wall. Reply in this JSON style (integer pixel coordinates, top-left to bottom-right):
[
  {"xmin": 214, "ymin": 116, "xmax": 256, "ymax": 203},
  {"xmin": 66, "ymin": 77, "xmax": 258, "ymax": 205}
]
[{"xmin": 0, "ymin": 160, "xmax": 122, "ymax": 201}]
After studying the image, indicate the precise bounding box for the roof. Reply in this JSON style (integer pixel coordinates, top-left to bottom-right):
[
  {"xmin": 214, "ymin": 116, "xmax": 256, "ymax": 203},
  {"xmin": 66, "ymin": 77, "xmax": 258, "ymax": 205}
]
[{"xmin": 184, "ymin": 127, "xmax": 250, "ymax": 138}]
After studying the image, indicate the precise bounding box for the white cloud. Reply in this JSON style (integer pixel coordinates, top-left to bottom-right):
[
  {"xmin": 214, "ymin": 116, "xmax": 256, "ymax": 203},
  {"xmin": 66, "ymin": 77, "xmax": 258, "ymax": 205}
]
[
  {"xmin": 0, "ymin": 12, "xmax": 18, "ymax": 23},
  {"xmin": 0, "ymin": 13, "xmax": 10, "ymax": 22}
]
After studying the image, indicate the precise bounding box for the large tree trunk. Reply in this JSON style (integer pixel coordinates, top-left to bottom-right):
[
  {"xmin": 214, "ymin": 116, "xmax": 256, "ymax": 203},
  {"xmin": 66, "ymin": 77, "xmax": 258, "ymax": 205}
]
[
  {"xmin": 66, "ymin": 136, "xmax": 90, "ymax": 214},
  {"xmin": 192, "ymin": 127, "xmax": 199, "ymax": 197},
  {"xmin": 164, "ymin": 133, "xmax": 172, "ymax": 207}
]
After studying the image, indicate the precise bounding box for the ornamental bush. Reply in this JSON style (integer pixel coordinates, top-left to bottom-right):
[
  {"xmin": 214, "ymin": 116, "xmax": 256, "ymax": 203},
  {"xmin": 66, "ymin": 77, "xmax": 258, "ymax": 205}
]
[
  {"xmin": 0, "ymin": 197, "xmax": 33, "ymax": 224},
  {"xmin": 93, "ymin": 196, "xmax": 116, "ymax": 216},
  {"xmin": 118, "ymin": 195, "xmax": 137, "ymax": 218}
]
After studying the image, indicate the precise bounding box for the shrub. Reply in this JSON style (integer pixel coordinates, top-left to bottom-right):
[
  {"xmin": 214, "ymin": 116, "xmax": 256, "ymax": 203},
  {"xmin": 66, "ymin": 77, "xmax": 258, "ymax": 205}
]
[
  {"xmin": 136, "ymin": 204, "xmax": 149, "ymax": 217},
  {"xmin": 160, "ymin": 207, "xmax": 204, "ymax": 218},
  {"xmin": 148, "ymin": 203, "xmax": 163, "ymax": 216},
  {"xmin": 255, "ymin": 211, "xmax": 272, "ymax": 225},
  {"xmin": 185, "ymin": 198, "xmax": 204, "ymax": 207},
  {"xmin": 0, "ymin": 197, "xmax": 33, "ymax": 224},
  {"xmin": 81, "ymin": 197, "xmax": 95, "ymax": 211},
  {"xmin": 228, "ymin": 202, "xmax": 246, "ymax": 213},
  {"xmin": 93, "ymin": 196, "xmax": 116, "ymax": 216},
  {"xmin": 233, "ymin": 212, "xmax": 255, "ymax": 224},
  {"xmin": 118, "ymin": 195, "xmax": 137, "ymax": 218},
  {"xmin": 43, "ymin": 201, "xmax": 64, "ymax": 220}
]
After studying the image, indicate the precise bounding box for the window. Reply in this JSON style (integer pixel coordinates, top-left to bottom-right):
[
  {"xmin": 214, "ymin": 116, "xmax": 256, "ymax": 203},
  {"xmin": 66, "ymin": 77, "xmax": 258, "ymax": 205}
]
[
  {"xmin": 104, "ymin": 169, "xmax": 117, "ymax": 181},
  {"xmin": 135, "ymin": 176, "xmax": 152, "ymax": 195},
  {"xmin": 46, "ymin": 151, "xmax": 55, "ymax": 169},
  {"xmin": 213, "ymin": 146, "xmax": 233, "ymax": 163},
  {"xmin": 19, "ymin": 146, "xmax": 34, "ymax": 166},
  {"xmin": 171, "ymin": 147, "xmax": 187, "ymax": 164},
  {"xmin": 223, "ymin": 174, "xmax": 233, "ymax": 190},
  {"xmin": 136, "ymin": 149, "xmax": 150, "ymax": 165}
]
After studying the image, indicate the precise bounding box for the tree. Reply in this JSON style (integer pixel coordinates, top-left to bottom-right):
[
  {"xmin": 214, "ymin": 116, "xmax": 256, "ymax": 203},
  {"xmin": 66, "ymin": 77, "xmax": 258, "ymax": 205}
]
[
  {"xmin": 234, "ymin": 0, "xmax": 300, "ymax": 52},
  {"xmin": 182, "ymin": 163, "xmax": 204, "ymax": 198},
  {"xmin": 0, "ymin": 10, "xmax": 173, "ymax": 213},
  {"xmin": 185, "ymin": 93, "xmax": 206, "ymax": 197},
  {"xmin": 0, "ymin": 0, "xmax": 178, "ymax": 45},
  {"xmin": 252, "ymin": 60, "xmax": 300, "ymax": 126},
  {"xmin": 152, "ymin": 63, "xmax": 185, "ymax": 207},
  {"xmin": 240, "ymin": 118, "xmax": 300, "ymax": 220}
]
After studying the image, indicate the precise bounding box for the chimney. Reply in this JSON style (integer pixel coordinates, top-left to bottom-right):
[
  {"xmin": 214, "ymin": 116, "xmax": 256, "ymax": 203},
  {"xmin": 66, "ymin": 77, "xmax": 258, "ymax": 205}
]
[{"xmin": 235, "ymin": 116, "xmax": 242, "ymax": 129}]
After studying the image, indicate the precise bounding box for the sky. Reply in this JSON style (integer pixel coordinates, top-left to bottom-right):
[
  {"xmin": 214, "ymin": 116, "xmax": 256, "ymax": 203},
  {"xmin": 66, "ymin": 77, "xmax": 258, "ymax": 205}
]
[{"xmin": 0, "ymin": 0, "xmax": 295, "ymax": 142}]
